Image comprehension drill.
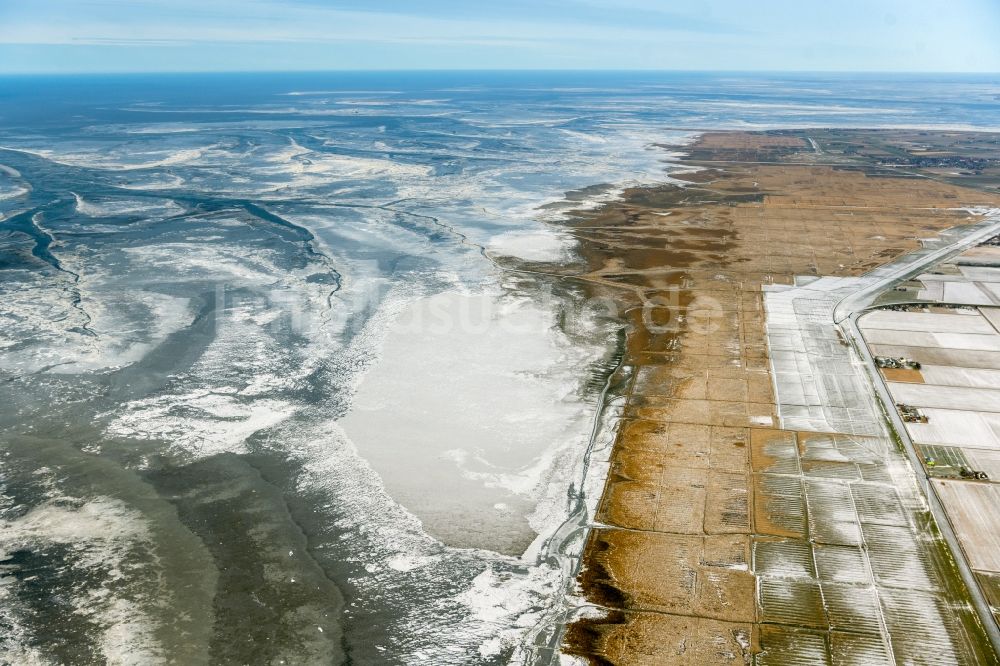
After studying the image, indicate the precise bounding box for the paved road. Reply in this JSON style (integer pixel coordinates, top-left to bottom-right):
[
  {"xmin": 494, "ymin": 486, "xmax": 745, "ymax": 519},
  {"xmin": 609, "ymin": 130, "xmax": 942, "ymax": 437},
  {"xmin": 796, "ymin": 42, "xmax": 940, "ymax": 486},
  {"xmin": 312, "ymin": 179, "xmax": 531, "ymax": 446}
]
[
  {"xmin": 835, "ymin": 214, "xmax": 1000, "ymax": 651},
  {"xmin": 834, "ymin": 214, "xmax": 1000, "ymax": 324}
]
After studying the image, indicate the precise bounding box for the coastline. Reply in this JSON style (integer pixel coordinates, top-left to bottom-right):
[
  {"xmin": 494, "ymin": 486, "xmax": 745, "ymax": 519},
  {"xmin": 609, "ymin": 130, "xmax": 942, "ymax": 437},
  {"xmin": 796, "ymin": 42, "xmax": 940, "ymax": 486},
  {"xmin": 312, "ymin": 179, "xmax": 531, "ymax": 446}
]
[
  {"xmin": 529, "ymin": 129, "xmax": 1000, "ymax": 664},
  {"xmin": 6, "ymin": 74, "xmax": 1000, "ymax": 665}
]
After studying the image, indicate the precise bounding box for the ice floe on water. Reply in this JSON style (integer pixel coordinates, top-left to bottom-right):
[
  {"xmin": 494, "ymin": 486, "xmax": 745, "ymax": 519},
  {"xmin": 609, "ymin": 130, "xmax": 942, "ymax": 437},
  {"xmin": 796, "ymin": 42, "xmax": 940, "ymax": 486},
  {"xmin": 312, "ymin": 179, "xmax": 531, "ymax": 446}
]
[
  {"xmin": 2, "ymin": 144, "xmax": 221, "ymax": 171},
  {"xmin": 0, "ymin": 493, "xmax": 164, "ymax": 665},
  {"xmin": 253, "ymin": 140, "xmax": 434, "ymax": 192},
  {"xmin": 0, "ymin": 251, "xmax": 197, "ymax": 376},
  {"xmin": 0, "ymin": 163, "xmax": 30, "ymax": 214},
  {"xmin": 103, "ymin": 293, "xmax": 326, "ymax": 458},
  {"xmin": 113, "ymin": 173, "xmax": 186, "ymax": 190},
  {"xmin": 339, "ymin": 286, "xmax": 607, "ymax": 554},
  {"xmin": 72, "ymin": 193, "xmax": 184, "ymax": 218},
  {"xmin": 487, "ymin": 229, "xmax": 577, "ymax": 262},
  {"xmin": 0, "ymin": 183, "xmax": 29, "ymax": 202},
  {"xmin": 107, "ymin": 389, "xmax": 297, "ymax": 458},
  {"xmin": 268, "ymin": 408, "xmax": 573, "ymax": 663}
]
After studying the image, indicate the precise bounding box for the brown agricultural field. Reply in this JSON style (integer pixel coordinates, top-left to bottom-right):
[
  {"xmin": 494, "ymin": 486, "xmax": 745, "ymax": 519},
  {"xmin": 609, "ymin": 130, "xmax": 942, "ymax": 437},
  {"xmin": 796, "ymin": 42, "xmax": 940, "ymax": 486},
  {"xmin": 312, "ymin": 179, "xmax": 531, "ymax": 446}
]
[{"xmin": 558, "ymin": 130, "xmax": 1000, "ymax": 665}]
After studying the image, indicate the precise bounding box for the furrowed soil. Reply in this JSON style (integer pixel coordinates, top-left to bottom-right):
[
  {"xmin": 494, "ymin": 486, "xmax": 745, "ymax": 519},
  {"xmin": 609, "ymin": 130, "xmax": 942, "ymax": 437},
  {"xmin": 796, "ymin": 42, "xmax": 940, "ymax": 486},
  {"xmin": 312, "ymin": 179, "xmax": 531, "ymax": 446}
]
[{"xmin": 559, "ymin": 131, "xmax": 1000, "ymax": 665}]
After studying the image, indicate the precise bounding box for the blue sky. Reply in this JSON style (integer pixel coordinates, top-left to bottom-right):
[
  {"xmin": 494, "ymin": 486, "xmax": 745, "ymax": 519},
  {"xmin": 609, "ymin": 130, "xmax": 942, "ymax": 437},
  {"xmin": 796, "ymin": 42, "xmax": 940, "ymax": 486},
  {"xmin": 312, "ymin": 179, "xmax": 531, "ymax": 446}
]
[{"xmin": 0, "ymin": 0, "xmax": 998, "ymax": 73}]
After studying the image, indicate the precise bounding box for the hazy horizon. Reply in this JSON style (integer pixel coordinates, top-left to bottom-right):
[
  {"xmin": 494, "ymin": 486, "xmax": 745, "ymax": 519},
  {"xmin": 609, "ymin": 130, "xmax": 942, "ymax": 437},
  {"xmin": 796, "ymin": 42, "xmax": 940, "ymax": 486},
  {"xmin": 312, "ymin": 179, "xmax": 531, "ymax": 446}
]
[
  {"xmin": 3, "ymin": 69, "xmax": 1000, "ymax": 76},
  {"xmin": 1, "ymin": 0, "xmax": 998, "ymax": 74}
]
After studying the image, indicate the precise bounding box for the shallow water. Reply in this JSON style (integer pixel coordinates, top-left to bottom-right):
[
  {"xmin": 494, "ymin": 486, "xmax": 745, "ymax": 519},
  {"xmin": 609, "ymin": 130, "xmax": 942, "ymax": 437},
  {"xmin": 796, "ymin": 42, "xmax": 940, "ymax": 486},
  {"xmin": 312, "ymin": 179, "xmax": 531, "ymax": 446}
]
[{"xmin": 1, "ymin": 72, "xmax": 999, "ymax": 664}]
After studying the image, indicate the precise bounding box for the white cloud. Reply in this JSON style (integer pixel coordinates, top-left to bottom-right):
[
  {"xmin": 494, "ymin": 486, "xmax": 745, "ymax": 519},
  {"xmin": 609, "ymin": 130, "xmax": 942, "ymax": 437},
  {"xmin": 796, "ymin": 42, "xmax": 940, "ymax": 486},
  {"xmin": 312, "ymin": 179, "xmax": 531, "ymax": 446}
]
[
  {"xmin": 0, "ymin": 0, "xmax": 724, "ymax": 46},
  {"xmin": 0, "ymin": 0, "xmax": 997, "ymax": 72}
]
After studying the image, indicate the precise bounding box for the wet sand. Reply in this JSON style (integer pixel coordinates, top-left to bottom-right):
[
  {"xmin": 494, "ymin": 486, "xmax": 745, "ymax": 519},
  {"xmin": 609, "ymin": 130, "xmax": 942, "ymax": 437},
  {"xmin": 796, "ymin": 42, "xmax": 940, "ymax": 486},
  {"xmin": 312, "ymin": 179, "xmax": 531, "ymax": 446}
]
[{"xmin": 558, "ymin": 131, "xmax": 1000, "ymax": 664}]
